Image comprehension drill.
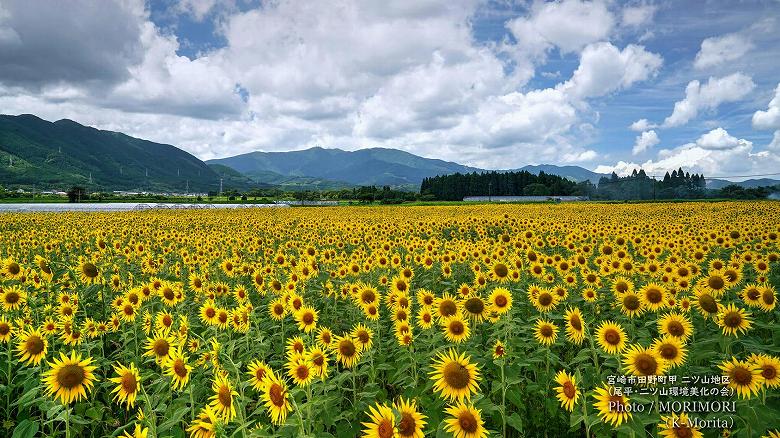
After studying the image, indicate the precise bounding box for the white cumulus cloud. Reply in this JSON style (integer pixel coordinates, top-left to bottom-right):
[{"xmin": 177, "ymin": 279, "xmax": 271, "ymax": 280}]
[
  {"xmin": 752, "ymin": 83, "xmax": 780, "ymax": 130},
  {"xmin": 559, "ymin": 42, "xmax": 662, "ymax": 99},
  {"xmin": 694, "ymin": 33, "xmax": 753, "ymax": 69},
  {"xmin": 662, "ymin": 73, "xmax": 755, "ymax": 128},
  {"xmin": 632, "ymin": 130, "xmax": 659, "ymax": 155},
  {"xmin": 506, "ymin": 0, "xmax": 614, "ymax": 57}
]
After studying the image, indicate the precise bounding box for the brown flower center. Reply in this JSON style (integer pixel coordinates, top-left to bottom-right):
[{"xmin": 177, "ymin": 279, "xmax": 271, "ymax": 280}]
[
  {"xmin": 443, "ymin": 361, "xmax": 471, "ymax": 389},
  {"xmin": 57, "ymin": 364, "xmax": 85, "ymax": 389}
]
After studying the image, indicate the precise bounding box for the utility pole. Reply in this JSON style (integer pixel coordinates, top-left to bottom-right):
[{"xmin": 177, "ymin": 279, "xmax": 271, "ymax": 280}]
[
  {"xmin": 219, "ymin": 178, "xmax": 223, "ymax": 196},
  {"xmin": 145, "ymin": 168, "xmax": 149, "ymax": 177},
  {"xmin": 177, "ymin": 168, "xmax": 180, "ymax": 177},
  {"xmin": 89, "ymin": 172, "xmax": 93, "ymax": 184}
]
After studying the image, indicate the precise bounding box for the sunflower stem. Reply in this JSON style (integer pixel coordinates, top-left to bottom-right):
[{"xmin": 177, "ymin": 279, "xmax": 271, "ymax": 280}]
[
  {"xmin": 586, "ymin": 329, "xmax": 601, "ymax": 377},
  {"xmin": 581, "ymin": 386, "xmax": 590, "ymax": 438},
  {"xmin": 189, "ymin": 380, "xmax": 195, "ymax": 421},
  {"xmin": 501, "ymin": 357, "xmax": 507, "ymax": 438},
  {"xmin": 65, "ymin": 406, "xmax": 70, "ymax": 438}
]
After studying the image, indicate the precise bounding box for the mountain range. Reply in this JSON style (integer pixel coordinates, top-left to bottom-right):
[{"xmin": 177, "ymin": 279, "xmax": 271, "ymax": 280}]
[{"xmin": 1, "ymin": 114, "xmax": 777, "ymax": 193}]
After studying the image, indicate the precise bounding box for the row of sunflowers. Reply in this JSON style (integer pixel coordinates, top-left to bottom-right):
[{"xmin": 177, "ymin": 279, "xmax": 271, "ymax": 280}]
[{"xmin": 0, "ymin": 202, "xmax": 778, "ymax": 437}]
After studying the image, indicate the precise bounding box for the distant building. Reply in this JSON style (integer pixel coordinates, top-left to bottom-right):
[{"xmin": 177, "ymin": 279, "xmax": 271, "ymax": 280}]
[
  {"xmin": 275, "ymin": 200, "xmax": 339, "ymax": 206},
  {"xmin": 463, "ymin": 195, "xmax": 589, "ymax": 202}
]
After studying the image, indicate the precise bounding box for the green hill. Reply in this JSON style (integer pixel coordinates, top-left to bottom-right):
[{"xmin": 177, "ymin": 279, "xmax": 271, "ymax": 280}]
[
  {"xmin": 0, "ymin": 114, "xmax": 231, "ymax": 192},
  {"xmin": 206, "ymin": 146, "xmax": 480, "ymax": 189}
]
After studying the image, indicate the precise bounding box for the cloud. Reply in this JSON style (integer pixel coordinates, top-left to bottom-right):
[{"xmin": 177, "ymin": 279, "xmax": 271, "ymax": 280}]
[
  {"xmin": 506, "ymin": 0, "xmax": 614, "ymax": 57},
  {"xmin": 596, "ymin": 128, "xmax": 780, "ymax": 178},
  {"xmin": 621, "ymin": 4, "xmax": 657, "ymax": 27},
  {"xmin": 176, "ymin": 0, "xmax": 221, "ymax": 21},
  {"xmin": 559, "ymin": 42, "xmax": 662, "ymax": 99},
  {"xmin": 662, "ymin": 73, "xmax": 755, "ymax": 128},
  {"xmin": 632, "ymin": 130, "xmax": 659, "ymax": 155},
  {"xmin": 752, "ymin": 83, "xmax": 780, "ymax": 130},
  {"xmin": 629, "ymin": 118, "xmax": 656, "ymax": 131},
  {"xmin": 695, "ymin": 127, "xmax": 740, "ymax": 150},
  {"xmin": 768, "ymin": 131, "xmax": 780, "ymax": 151},
  {"xmin": 694, "ymin": 33, "xmax": 753, "ymax": 69},
  {"xmin": 0, "ymin": 0, "xmax": 145, "ymax": 88}
]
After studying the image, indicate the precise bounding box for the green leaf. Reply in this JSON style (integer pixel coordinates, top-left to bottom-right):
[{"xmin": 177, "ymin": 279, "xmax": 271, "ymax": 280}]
[
  {"xmin": 12, "ymin": 419, "xmax": 39, "ymax": 438},
  {"xmin": 507, "ymin": 412, "xmax": 524, "ymax": 432}
]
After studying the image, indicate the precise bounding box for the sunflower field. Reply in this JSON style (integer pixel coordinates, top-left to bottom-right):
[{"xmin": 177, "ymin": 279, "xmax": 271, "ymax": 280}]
[{"xmin": 0, "ymin": 202, "xmax": 779, "ymax": 438}]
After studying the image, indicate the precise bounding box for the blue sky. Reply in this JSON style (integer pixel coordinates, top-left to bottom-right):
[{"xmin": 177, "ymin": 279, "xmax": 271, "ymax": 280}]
[{"xmin": 1, "ymin": 0, "xmax": 779, "ymax": 178}]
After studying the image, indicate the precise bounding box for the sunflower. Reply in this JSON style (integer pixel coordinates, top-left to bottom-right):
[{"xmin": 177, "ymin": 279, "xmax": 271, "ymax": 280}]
[
  {"xmin": 144, "ymin": 331, "xmax": 176, "ymax": 364},
  {"xmin": 77, "ymin": 258, "xmax": 101, "ymax": 284},
  {"xmin": 43, "ymin": 351, "xmax": 98, "ymax": 404},
  {"xmin": 163, "ymin": 347, "xmax": 191, "ymax": 391},
  {"xmin": 307, "ymin": 346, "xmax": 329, "ymax": 378},
  {"xmin": 460, "ymin": 295, "xmax": 488, "ymax": 322},
  {"xmin": 716, "ymin": 303, "xmax": 752, "ymax": 337},
  {"xmin": 121, "ymin": 423, "xmax": 149, "ymax": 438},
  {"xmin": 564, "ymin": 307, "xmax": 585, "ymax": 345},
  {"xmin": 718, "ymin": 357, "xmax": 764, "ymax": 399},
  {"xmin": 699, "ymin": 270, "xmax": 729, "ymax": 296},
  {"xmin": 269, "ymin": 299, "xmax": 287, "ymax": 320},
  {"xmin": 15, "ymin": 328, "xmax": 48, "ymax": 366},
  {"xmin": 750, "ymin": 353, "xmax": 780, "ymax": 388},
  {"xmin": 489, "ymin": 261, "xmax": 510, "ymax": 283},
  {"xmin": 429, "ymin": 349, "xmax": 481, "ymax": 402},
  {"xmin": 658, "ymin": 412, "xmax": 703, "ymax": 438},
  {"xmin": 109, "ymin": 362, "xmax": 141, "ymax": 407},
  {"xmin": 2, "ymin": 258, "xmax": 24, "ymax": 279},
  {"xmin": 616, "ymin": 290, "xmax": 644, "ymax": 318},
  {"xmin": 333, "ymin": 335, "xmax": 361, "ymax": 368},
  {"xmin": 261, "ymin": 371, "xmax": 293, "ymax": 425},
  {"xmin": 442, "ymin": 315, "xmax": 471, "ymax": 344},
  {"xmin": 534, "ymin": 319, "xmax": 558, "ymax": 346},
  {"xmin": 692, "ymin": 288, "xmax": 720, "ymax": 319},
  {"xmin": 434, "ymin": 293, "xmax": 459, "ymax": 320},
  {"xmin": 199, "ymin": 300, "xmax": 219, "ymax": 325},
  {"xmin": 187, "ymin": 405, "xmax": 220, "ymax": 438},
  {"xmin": 416, "ymin": 288, "xmax": 435, "ymax": 307},
  {"xmin": 247, "ymin": 359, "xmax": 272, "ymax": 391},
  {"xmin": 286, "ymin": 336, "xmax": 306, "ymax": 357},
  {"xmin": 417, "ymin": 308, "xmax": 434, "ymax": 329},
  {"xmin": 316, "ymin": 326, "xmax": 334, "ymax": 349},
  {"xmin": 759, "ymin": 285, "xmax": 777, "ymax": 311},
  {"xmin": 286, "ymin": 356, "xmax": 314, "ymax": 387},
  {"xmin": 444, "ymin": 402, "xmax": 487, "ymax": 438},
  {"xmin": 658, "ymin": 312, "xmax": 693, "ymax": 341},
  {"xmin": 361, "ymin": 402, "xmax": 395, "ymax": 438},
  {"xmin": 530, "ymin": 287, "xmax": 557, "ymax": 313},
  {"xmin": 592, "ymin": 384, "xmax": 632, "ymax": 427},
  {"xmin": 622, "ymin": 344, "xmax": 667, "ymax": 377},
  {"xmin": 652, "ymin": 336, "xmax": 687, "ymax": 368},
  {"xmin": 352, "ymin": 323, "xmax": 374, "ymax": 351},
  {"xmin": 554, "ymin": 370, "xmax": 579, "ymax": 412},
  {"xmin": 0, "ymin": 285, "xmax": 26, "ymax": 312},
  {"xmin": 492, "ymin": 340, "xmax": 506, "ymax": 359},
  {"xmin": 488, "ymin": 287, "xmax": 512, "ymax": 314},
  {"xmin": 596, "ymin": 321, "xmax": 628, "ymax": 354},
  {"xmin": 639, "ymin": 283, "xmax": 667, "ymax": 311},
  {"xmin": 294, "ymin": 305, "xmax": 318, "ymax": 333},
  {"xmin": 209, "ymin": 374, "xmax": 238, "ymax": 421},
  {"xmin": 395, "ymin": 397, "xmax": 426, "ymax": 438}
]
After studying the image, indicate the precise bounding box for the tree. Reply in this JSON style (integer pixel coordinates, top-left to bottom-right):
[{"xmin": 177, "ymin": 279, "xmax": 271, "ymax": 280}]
[{"xmin": 67, "ymin": 186, "xmax": 87, "ymax": 203}]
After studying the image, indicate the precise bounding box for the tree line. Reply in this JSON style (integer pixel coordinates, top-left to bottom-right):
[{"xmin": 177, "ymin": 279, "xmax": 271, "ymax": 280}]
[
  {"xmin": 420, "ymin": 170, "xmax": 585, "ymax": 201},
  {"xmin": 420, "ymin": 167, "xmax": 779, "ymax": 201}
]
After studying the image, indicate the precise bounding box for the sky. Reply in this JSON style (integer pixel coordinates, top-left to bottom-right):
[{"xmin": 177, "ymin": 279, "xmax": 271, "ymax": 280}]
[{"xmin": 1, "ymin": 0, "xmax": 779, "ymax": 178}]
